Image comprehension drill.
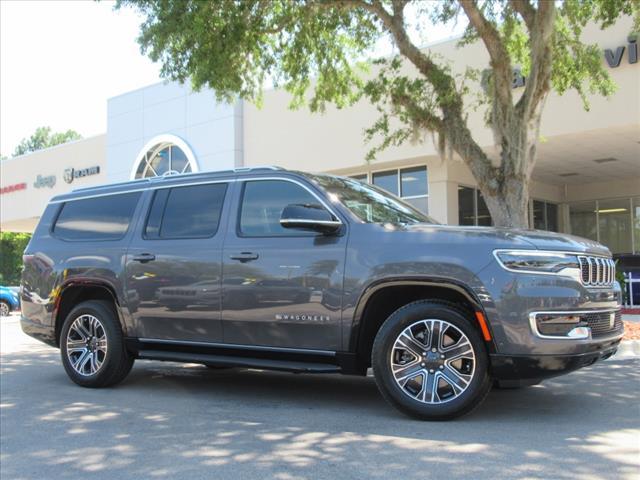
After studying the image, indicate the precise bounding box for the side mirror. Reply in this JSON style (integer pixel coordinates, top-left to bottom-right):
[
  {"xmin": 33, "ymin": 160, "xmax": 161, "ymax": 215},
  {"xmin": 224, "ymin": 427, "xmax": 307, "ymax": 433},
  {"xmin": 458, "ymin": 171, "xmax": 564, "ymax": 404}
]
[{"xmin": 280, "ymin": 203, "xmax": 342, "ymax": 234}]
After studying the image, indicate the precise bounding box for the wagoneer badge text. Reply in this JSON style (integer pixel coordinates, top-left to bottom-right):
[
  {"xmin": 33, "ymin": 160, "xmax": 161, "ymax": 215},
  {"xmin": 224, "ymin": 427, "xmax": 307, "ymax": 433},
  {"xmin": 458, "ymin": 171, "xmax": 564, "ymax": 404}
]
[{"xmin": 276, "ymin": 314, "xmax": 331, "ymax": 322}]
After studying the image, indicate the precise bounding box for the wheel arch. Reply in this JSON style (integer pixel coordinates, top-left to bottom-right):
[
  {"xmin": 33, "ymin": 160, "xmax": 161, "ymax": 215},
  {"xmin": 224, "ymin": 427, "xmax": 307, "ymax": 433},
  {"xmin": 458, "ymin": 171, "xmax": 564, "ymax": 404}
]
[
  {"xmin": 54, "ymin": 281, "xmax": 124, "ymax": 346},
  {"xmin": 349, "ymin": 278, "xmax": 495, "ymax": 370}
]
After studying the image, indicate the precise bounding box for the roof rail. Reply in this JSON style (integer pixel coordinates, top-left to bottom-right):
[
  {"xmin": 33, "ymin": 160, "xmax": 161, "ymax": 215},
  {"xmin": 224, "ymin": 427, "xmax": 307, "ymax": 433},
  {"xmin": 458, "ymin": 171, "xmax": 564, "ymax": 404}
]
[
  {"xmin": 71, "ymin": 166, "xmax": 286, "ymax": 193},
  {"xmin": 233, "ymin": 165, "xmax": 283, "ymax": 172}
]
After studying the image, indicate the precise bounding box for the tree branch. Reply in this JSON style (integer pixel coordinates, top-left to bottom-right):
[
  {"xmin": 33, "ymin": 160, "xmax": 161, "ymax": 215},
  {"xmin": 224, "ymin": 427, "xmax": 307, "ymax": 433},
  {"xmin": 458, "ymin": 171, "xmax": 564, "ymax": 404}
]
[
  {"xmin": 511, "ymin": 0, "xmax": 536, "ymax": 31},
  {"xmin": 516, "ymin": 1, "xmax": 556, "ymax": 117},
  {"xmin": 459, "ymin": 0, "xmax": 513, "ymax": 112}
]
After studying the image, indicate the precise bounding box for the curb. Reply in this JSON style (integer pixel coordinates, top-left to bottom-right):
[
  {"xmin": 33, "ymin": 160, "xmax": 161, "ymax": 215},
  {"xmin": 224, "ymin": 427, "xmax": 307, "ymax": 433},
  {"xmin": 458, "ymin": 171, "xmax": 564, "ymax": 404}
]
[{"xmin": 612, "ymin": 340, "xmax": 640, "ymax": 359}]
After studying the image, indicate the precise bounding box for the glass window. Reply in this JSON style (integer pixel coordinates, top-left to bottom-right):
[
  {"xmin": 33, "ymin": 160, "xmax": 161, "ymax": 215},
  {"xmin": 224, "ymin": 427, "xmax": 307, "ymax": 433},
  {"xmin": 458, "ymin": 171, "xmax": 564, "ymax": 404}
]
[
  {"xmin": 458, "ymin": 186, "xmax": 475, "ymax": 226},
  {"xmin": 306, "ymin": 175, "xmax": 434, "ymax": 225},
  {"xmin": 569, "ymin": 201, "xmax": 597, "ymax": 241},
  {"xmin": 533, "ymin": 200, "xmax": 546, "ymax": 230},
  {"xmin": 404, "ymin": 197, "xmax": 428, "ymax": 214},
  {"xmin": 372, "ymin": 170, "xmax": 399, "ymax": 195},
  {"xmin": 145, "ymin": 184, "xmax": 227, "ymax": 239},
  {"xmin": 476, "ymin": 191, "xmax": 492, "ymax": 226},
  {"xmin": 400, "ymin": 167, "xmax": 428, "ymax": 197},
  {"xmin": 240, "ymin": 180, "xmax": 323, "ymax": 236},
  {"xmin": 134, "ymin": 143, "xmax": 193, "ymax": 179},
  {"xmin": 546, "ymin": 202, "xmax": 559, "ymax": 232},
  {"xmin": 144, "ymin": 189, "xmax": 170, "ymax": 239},
  {"xmin": 634, "ymin": 197, "xmax": 640, "ymax": 254},
  {"xmin": 532, "ymin": 200, "xmax": 558, "ymax": 232},
  {"xmin": 54, "ymin": 192, "xmax": 141, "ymax": 241},
  {"xmin": 598, "ymin": 198, "xmax": 632, "ymax": 254}
]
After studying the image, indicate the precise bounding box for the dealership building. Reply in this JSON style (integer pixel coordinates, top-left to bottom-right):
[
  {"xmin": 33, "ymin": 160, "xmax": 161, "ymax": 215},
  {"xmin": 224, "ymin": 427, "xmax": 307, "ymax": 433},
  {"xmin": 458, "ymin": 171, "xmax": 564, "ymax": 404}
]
[{"xmin": 1, "ymin": 17, "xmax": 638, "ymax": 293}]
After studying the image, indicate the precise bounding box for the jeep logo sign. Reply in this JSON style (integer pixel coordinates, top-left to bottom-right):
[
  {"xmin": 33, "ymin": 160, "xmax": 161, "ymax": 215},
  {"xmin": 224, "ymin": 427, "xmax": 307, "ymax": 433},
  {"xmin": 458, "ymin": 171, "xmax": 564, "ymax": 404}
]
[{"xmin": 63, "ymin": 165, "xmax": 101, "ymax": 184}]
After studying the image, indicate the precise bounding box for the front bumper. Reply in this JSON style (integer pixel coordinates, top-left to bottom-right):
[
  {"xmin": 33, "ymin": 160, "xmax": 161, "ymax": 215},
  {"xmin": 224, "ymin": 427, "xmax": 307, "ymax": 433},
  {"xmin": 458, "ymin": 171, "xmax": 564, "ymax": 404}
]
[{"xmin": 490, "ymin": 335, "xmax": 621, "ymax": 386}]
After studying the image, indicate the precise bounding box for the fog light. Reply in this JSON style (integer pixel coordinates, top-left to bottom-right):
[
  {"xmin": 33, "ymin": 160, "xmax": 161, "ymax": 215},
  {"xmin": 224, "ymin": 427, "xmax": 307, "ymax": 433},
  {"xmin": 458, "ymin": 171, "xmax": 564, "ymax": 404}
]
[
  {"xmin": 531, "ymin": 313, "xmax": 591, "ymax": 338},
  {"xmin": 567, "ymin": 327, "xmax": 590, "ymax": 339}
]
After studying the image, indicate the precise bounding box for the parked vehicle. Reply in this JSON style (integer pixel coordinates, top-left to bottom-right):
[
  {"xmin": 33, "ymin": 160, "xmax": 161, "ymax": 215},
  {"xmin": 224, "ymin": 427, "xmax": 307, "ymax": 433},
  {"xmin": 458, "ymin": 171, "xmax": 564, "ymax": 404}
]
[
  {"xmin": 20, "ymin": 167, "xmax": 624, "ymax": 420},
  {"xmin": 0, "ymin": 286, "xmax": 20, "ymax": 316}
]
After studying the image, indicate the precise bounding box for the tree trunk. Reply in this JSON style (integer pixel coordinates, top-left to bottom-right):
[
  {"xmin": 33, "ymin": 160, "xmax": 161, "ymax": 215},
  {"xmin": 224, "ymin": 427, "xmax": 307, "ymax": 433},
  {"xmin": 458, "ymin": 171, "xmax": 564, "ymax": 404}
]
[{"xmin": 479, "ymin": 175, "xmax": 530, "ymax": 228}]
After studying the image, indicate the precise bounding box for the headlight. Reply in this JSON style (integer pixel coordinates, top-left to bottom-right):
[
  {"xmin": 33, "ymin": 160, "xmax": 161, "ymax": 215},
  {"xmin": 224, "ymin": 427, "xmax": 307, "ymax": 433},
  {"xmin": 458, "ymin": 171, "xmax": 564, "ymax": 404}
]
[{"xmin": 494, "ymin": 250, "xmax": 581, "ymax": 280}]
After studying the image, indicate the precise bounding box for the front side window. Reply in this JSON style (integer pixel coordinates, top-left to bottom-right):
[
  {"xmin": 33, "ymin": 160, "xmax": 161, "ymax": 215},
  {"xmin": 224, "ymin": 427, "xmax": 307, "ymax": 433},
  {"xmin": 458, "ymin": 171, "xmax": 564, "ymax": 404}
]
[
  {"xmin": 307, "ymin": 175, "xmax": 434, "ymax": 225},
  {"xmin": 54, "ymin": 192, "xmax": 141, "ymax": 241},
  {"xmin": 239, "ymin": 180, "xmax": 325, "ymax": 236},
  {"xmin": 145, "ymin": 183, "xmax": 227, "ymax": 239}
]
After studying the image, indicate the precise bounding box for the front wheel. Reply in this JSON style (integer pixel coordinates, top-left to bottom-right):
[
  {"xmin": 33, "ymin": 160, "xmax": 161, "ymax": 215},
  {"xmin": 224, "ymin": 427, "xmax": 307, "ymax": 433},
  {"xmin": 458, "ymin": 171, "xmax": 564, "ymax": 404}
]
[
  {"xmin": 372, "ymin": 301, "xmax": 491, "ymax": 420},
  {"xmin": 60, "ymin": 300, "xmax": 134, "ymax": 388}
]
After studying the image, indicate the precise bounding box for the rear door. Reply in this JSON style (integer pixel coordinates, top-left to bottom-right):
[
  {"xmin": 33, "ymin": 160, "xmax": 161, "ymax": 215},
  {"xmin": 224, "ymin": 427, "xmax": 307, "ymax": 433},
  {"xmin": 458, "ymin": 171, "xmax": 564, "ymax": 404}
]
[
  {"xmin": 221, "ymin": 177, "xmax": 347, "ymax": 351},
  {"xmin": 125, "ymin": 180, "xmax": 233, "ymax": 342}
]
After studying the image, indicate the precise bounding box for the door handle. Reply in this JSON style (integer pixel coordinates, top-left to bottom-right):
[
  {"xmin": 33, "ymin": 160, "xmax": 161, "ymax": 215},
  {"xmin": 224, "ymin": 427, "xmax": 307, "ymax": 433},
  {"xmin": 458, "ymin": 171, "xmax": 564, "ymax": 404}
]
[
  {"xmin": 132, "ymin": 253, "xmax": 156, "ymax": 263},
  {"xmin": 229, "ymin": 252, "xmax": 259, "ymax": 262}
]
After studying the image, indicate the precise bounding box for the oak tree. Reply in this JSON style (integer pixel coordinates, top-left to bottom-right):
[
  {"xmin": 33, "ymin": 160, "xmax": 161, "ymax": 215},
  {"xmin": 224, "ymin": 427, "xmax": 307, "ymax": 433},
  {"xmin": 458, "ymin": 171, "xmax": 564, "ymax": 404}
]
[{"xmin": 118, "ymin": 0, "xmax": 638, "ymax": 227}]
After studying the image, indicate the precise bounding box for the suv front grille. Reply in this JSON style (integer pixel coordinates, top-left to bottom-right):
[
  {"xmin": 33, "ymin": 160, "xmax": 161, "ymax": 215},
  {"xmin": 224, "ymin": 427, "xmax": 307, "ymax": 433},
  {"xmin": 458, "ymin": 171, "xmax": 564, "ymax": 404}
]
[
  {"xmin": 578, "ymin": 256, "xmax": 615, "ymax": 287},
  {"xmin": 583, "ymin": 310, "xmax": 623, "ymax": 338}
]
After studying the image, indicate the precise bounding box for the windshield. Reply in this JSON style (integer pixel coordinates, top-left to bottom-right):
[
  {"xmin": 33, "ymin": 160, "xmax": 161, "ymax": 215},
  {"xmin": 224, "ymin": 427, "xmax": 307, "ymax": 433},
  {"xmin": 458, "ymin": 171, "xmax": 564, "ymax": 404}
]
[{"xmin": 306, "ymin": 174, "xmax": 436, "ymax": 225}]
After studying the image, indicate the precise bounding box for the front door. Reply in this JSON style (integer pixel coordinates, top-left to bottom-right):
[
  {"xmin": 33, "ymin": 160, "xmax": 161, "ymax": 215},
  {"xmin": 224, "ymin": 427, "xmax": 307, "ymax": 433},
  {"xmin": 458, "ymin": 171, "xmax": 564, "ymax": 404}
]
[
  {"xmin": 125, "ymin": 181, "xmax": 231, "ymax": 342},
  {"xmin": 222, "ymin": 178, "xmax": 347, "ymax": 351}
]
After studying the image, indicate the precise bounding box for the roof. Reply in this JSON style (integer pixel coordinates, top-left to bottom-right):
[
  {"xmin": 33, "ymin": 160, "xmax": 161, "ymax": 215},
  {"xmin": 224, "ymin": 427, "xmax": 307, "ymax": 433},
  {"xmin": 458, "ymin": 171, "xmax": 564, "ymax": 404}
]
[{"xmin": 49, "ymin": 166, "xmax": 291, "ymax": 203}]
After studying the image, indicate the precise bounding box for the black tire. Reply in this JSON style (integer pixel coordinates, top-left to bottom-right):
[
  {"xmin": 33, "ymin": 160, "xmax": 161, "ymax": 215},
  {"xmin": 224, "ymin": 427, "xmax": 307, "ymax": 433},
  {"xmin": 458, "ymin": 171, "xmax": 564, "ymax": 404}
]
[
  {"xmin": 60, "ymin": 300, "xmax": 134, "ymax": 388},
  {"xmin": 372, "ymin": 300, "xmax": 491, "ymax": 420}
]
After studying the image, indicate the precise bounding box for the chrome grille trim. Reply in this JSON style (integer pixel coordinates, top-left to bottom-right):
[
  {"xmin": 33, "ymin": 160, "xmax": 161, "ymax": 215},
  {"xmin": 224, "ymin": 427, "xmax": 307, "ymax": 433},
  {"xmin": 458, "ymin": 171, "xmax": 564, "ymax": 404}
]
[{"xmin": 577, "ymin": 255, "xmax": 614, "ymax": 287}]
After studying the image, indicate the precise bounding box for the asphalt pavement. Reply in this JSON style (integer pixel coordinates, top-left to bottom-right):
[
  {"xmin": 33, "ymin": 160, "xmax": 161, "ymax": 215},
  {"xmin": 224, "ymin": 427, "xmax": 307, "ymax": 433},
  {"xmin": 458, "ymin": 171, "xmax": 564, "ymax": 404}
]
[{"xmin": 1, "ymin": 314, "xmax": 639, "ymax": 480}]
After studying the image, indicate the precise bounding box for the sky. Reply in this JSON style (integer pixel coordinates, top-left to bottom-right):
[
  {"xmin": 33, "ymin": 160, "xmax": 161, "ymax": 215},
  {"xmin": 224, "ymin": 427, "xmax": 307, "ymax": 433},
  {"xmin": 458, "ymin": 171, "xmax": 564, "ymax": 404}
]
[
  {"xmin": 0, "ymin": 0, "xmax": 466, "ymax": 158},
  {"xmin": 0, "ymin": 0, "xmax": 161, "ymax": 156}
]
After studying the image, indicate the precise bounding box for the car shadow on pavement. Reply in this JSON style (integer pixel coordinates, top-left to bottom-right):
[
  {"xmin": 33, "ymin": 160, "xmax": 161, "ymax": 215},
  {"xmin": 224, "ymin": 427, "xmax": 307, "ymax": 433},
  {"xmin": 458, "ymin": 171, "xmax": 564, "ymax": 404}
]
[{"xmin": 1, "ymin": 338, "xmax": 639, "ymax": 480}]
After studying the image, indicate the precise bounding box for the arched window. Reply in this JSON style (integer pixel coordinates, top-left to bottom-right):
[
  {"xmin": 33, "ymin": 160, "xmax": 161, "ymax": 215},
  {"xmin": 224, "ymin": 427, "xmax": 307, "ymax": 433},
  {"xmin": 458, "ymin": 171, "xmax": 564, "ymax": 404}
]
[{"xmin": 131, "ymin": 135, "xmax": 198, "ymax": 180}]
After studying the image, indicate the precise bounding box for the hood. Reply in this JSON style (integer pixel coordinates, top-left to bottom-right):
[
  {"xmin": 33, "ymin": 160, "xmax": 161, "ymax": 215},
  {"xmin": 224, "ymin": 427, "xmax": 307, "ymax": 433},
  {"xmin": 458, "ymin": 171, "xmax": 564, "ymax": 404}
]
[{"xmin": 402, "ymin": 224, "xmax": 611, "ymax": 256}]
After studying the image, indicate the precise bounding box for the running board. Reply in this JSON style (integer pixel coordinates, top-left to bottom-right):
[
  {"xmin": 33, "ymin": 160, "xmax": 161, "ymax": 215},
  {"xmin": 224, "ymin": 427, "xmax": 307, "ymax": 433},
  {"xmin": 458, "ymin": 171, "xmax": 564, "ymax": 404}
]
[{"xmin": 137, "ymin": 349, "xmax": 342, "ymax": 373}]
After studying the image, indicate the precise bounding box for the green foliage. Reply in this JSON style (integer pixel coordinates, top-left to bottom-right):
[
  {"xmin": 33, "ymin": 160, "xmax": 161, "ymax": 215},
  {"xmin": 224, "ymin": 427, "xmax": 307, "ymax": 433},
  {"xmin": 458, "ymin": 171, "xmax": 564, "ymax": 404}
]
[
  {"xmin": 0, "ymin": 232, "xmax": 31, "ymax": 285},
  {"xmin": 117, "ymin": 0, "xmax": 637, "ymax": 227},
  {"xmin": 118, "ymin": 0, "xmax": 637, "ymax": 146},
  {"xmin": 12, "ymin": 126, "xmax": 82, "ymax": 157}
]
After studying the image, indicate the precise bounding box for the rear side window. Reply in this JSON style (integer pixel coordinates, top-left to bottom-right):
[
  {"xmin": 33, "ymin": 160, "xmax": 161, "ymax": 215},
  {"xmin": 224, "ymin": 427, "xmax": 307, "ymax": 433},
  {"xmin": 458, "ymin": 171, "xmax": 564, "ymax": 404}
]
[
  {"xmin": 53, "ymin": 192, "xmax": 141, "ymax": 241},
  {"xmin": 145, "ymin": 183, "xmax": 227, "ymax": 239}
]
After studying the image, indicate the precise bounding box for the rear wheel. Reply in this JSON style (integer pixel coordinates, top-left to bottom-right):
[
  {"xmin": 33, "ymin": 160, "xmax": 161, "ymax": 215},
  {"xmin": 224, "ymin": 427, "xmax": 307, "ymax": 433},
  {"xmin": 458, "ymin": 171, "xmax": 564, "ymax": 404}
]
[
  {"xmin": 0, "ymin": 300, "xmax": 10, "ymax": 317},
  {"xmin": 372, "ymin": 300, "xmax": 491, "ymax": 420},
  {"xmin": 60, "ymin": 300, "xmax": 134, "ymax": 388}
]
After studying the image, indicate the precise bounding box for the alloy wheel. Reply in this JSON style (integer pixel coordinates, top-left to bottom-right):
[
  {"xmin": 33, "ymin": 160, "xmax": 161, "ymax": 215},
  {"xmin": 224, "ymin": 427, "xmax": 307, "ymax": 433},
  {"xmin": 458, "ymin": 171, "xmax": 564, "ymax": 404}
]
[
  {"xmin": 390, "ymin": 319, "xmax": 476, "ymax": 404},
  {"xmin": 65, "ymin": 314, "xmax": 108, "ymax": 376},
  {"xmin": 0, "ymin": 302, "xmax": 9, "ymax": 317}
]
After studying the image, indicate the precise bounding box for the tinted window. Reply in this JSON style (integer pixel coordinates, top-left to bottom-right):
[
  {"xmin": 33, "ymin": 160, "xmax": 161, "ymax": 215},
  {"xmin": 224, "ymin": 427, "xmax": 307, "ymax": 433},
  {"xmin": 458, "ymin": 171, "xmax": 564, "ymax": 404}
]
[
  {"xmin": 458, "ymin": 186, "xmax": 475, "ymax": 226},
  {"xmin": 240, "ymin": 180, "xmax": 323, "ymax": 236},
  {"xmin": 533, "ymin": 200, "xmax": 546, "ymax": 230},
  {"xmin": 54, "ymin": 192, "xmax": 141, "ymax": 241},
  {"xmin": 145, "ymin": 183, "xmax": 227, "ymax": 239}
]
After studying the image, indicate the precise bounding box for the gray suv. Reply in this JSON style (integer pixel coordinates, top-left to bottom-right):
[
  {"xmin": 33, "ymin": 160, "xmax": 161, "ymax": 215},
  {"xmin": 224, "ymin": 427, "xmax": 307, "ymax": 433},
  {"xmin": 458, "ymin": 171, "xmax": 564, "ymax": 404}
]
[{"xmin": 20, "ymin": 167, "xmax": 624, "ymax": 420}]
